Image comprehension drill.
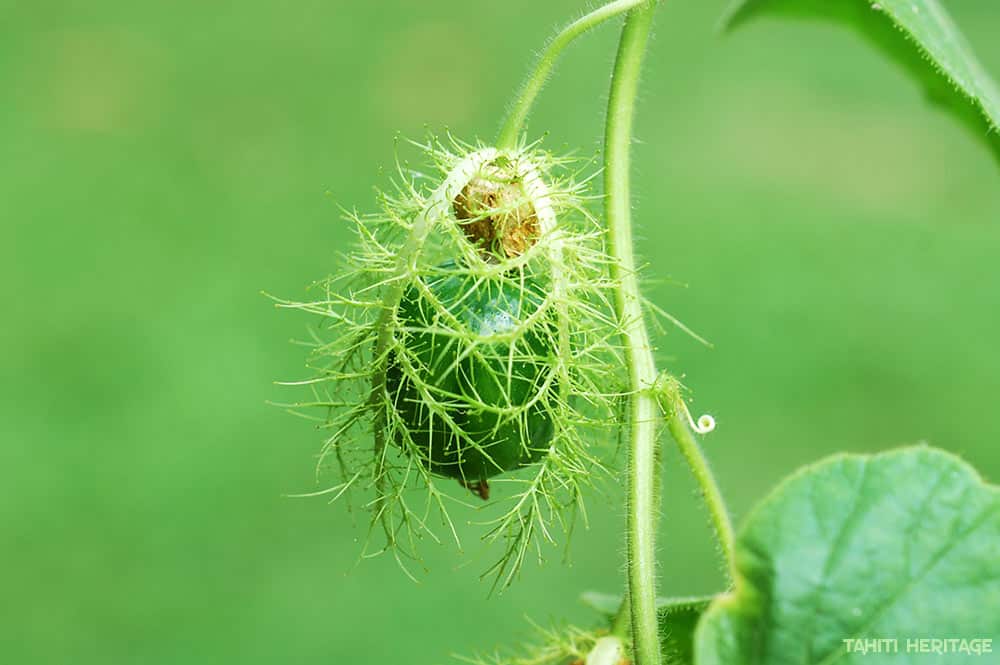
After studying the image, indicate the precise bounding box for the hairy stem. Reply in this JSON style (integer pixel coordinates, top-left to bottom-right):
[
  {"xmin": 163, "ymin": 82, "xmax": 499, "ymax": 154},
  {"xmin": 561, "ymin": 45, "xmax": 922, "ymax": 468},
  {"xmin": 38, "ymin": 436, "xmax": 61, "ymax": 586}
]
[
  {"xmin": 496, "ymin": 0, "xmax": 647, "ymax": 150},
  {"xmin": 659, "ymin": 386, "xmax": 736, "ymax": 583},
  {"xmin": 604, "ymin": 3, "xmax": 661, "ymax": 664}
]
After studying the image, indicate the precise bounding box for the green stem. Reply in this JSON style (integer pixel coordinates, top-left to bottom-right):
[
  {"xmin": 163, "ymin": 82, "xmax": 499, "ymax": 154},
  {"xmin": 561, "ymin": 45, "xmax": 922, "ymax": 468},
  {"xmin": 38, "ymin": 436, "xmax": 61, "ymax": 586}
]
[
  {"xmin": 496, "ymin": 0, "xmax": 647, "ymax": 150},
  {"xmin": 659, "ymin": 386, "xmax": 737, "ymax": 583},
  {"xmin": 604, "ymin": 3, "xmax": 661, "ymax": 664}
]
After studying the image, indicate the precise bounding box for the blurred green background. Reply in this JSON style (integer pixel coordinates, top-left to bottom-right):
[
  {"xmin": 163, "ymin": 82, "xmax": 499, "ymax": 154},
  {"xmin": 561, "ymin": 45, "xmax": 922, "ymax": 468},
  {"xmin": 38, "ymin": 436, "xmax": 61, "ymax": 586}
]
[{"xmin": 4, "ymin": 1, "xmax": 999, "ymax": 663}]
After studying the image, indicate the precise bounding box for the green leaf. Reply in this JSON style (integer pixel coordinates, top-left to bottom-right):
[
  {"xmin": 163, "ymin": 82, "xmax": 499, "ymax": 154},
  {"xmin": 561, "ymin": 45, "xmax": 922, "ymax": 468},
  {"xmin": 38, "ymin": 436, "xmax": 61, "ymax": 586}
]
[
  {"xmin": 723, "ymin": 0, "xmax": 1000, "ymax": 163},
  {"xmin": 582, "ymin": 592, "xmax": 715, "ymax": 664},
  {"xmin": 695, "ymin": 445, "xmax": 1000, "ymax": 664},
  {"xmin": 580, "ymin": 591, "xmax": 624, "ymax": 616},
  {"xmin": 659, "ymin": 596, "xmax": 715, "ymax": 665}
]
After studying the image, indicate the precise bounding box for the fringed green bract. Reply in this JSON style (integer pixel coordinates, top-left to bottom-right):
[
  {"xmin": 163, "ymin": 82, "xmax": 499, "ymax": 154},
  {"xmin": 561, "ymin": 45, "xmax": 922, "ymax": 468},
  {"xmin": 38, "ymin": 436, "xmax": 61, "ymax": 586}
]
[{"xmin": 276, "ymin": 135, "xmax": 624, "ymax": 588}]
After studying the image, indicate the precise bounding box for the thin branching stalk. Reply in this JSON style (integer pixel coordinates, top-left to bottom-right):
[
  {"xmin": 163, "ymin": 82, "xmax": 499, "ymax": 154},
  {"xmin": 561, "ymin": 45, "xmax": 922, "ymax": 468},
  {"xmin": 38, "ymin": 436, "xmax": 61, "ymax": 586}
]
[
  {"xmin": 666, "ymin": 416, "xmax": 736, "ymax": 582},
  {"xmin": 497, "ymin": 0, "xmax": 648, "ymax": 150},
  {"xmin": 658, "ymin": 383, "xmax": 736, "ymax": 583},
  {"xmin": 603, "ymin": 3, "xmax": 661, "ymax": 664}
]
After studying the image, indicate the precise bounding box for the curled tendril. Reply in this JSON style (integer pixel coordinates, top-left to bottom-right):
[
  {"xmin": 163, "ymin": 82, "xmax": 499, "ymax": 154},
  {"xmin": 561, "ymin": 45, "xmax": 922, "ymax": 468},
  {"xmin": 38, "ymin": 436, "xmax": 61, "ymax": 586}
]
[
  {"xmin": 679, "ymin": 398, "xmax": 716, "ymax": 435},
  {"xmin": 652, "ymin": 371, "xmax": 715, "ymax": 435}
]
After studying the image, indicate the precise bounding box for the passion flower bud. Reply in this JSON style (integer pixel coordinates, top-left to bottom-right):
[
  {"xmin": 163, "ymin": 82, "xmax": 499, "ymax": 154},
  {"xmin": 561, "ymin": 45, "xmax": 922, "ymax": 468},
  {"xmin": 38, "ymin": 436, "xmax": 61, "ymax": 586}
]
[
  {"xmin": 281, "ymin": 136, "xmax": 620, "ymax": 581},
  {"xmin": 453, "ymin": 158, "xmax": 541, "ymax": 259}
]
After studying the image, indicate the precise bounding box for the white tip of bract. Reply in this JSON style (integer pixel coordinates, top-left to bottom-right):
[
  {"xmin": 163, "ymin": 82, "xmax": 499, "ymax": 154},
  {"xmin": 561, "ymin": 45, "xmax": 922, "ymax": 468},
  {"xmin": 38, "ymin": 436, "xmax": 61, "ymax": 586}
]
[
  {"xmin": 585, "ymin": 636, "xmax": 626, "ymax": 665},
  {"xmin": 515, "ymin": 150, "xmax": 557, "ymax": 235}
]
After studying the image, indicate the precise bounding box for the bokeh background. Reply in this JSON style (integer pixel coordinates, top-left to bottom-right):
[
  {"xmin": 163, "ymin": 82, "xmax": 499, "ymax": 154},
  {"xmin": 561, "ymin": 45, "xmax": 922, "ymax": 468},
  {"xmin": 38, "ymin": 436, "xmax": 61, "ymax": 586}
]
[{"xmin": 4, "ymin": 1, "xmax": 999, "ymax": 663}]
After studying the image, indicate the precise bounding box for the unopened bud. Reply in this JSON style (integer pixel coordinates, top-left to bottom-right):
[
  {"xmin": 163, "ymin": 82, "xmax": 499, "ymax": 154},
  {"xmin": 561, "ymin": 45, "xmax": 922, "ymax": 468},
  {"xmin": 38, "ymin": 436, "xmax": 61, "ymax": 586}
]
[{"xmin": 453, "ymin": 158, "xmax": 540, "ymax": 259}]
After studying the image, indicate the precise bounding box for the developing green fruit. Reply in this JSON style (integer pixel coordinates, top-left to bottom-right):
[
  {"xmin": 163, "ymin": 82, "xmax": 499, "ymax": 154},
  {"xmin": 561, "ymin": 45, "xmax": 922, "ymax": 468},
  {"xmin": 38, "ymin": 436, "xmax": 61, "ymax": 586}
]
[{"xmin": 386, "ymin": 263, "xmax": 554, "ymax": 496}]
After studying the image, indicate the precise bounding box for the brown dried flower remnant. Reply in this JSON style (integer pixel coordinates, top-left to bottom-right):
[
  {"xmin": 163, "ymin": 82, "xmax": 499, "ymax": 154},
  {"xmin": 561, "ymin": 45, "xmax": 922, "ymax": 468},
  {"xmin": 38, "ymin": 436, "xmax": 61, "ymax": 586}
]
[{"xmin": 453, "ymin": 159, "xmax": 540, "ymax": 259}]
